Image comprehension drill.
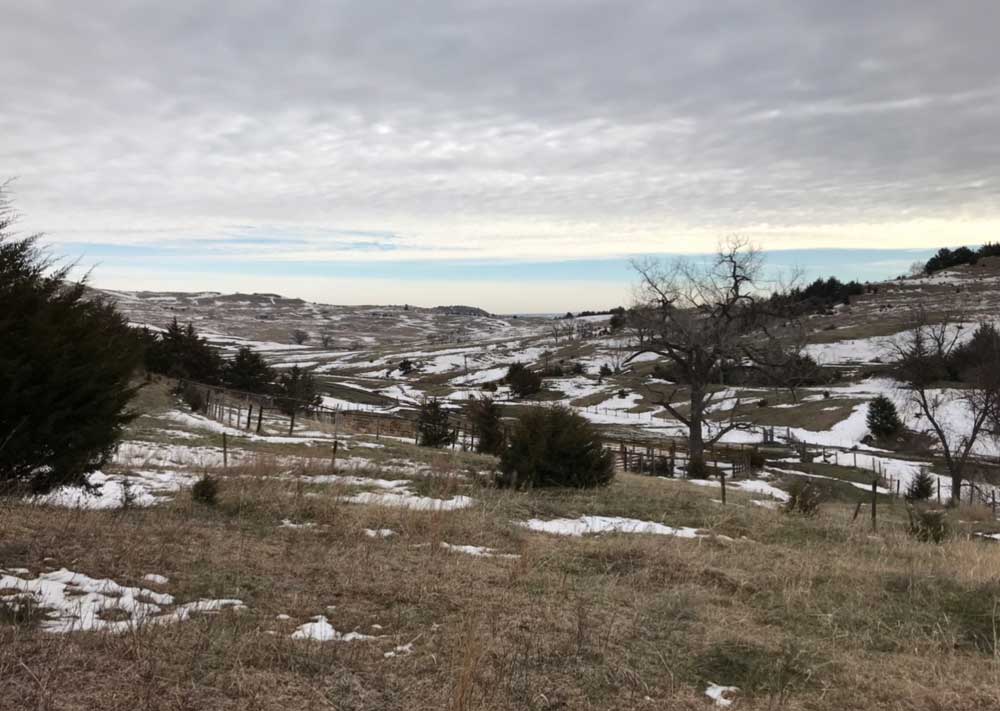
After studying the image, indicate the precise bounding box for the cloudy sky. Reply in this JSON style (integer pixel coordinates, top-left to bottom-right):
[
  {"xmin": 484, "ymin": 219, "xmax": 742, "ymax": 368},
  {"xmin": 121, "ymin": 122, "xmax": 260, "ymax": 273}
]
[{"xmin": 3, "ymin": 1, "xmax": 998, "ymax": 312}]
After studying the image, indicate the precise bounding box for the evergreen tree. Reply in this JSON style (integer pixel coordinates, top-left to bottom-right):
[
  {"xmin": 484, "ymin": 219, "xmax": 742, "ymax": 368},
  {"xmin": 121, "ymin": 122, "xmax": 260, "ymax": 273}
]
[
  {"xmin": 417, "ymin": 399, "xmax": 455, "ymax": 448},
  {"xmin": 867, "ymin": 395, "xmax": 903, "ymax": 439},
  {"xmin": 469, "ymin": 396, "xmax": 504, "ymax": 455},
  {"xmin": 498, "ymin": 406, "xmax": 614, "ymax": 489},
  {"xmin": 1, "ymin": 186, "xmax": 142, "ymax": 494},
  {"xmin": 906, "ymin": 469, "xmax": 935, "ymax": 501},
  {"xmin": 505, "ymin": 362, "xmax": 542, "ymax": 398},
  {"xmin": 275, "ymin": 366, "xmax": 320, "ymax": 434},
  {"xmin": 143, "ymin": 318, "xmax": 224, "ymax": 383},
  {"xmin": 223, "ymin": 346, "xmax": 274, "ymax": 394}
]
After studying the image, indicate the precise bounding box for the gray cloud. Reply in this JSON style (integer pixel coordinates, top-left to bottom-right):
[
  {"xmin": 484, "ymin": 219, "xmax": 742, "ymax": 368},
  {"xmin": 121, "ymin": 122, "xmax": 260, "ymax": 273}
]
[{"xmin": 3, "ymin": 1, "xmax": 999, "ymax": 258}]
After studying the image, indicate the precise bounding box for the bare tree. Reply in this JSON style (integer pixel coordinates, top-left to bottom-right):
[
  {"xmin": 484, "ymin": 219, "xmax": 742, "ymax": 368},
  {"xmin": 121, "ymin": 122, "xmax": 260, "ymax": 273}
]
[
  {"xmin": 625, "ymin": 304, "xmax": 656, "ymax": 348},
  {"xmin": 889, "ymin": 308, "xmax": 1000, "ymax": 505},
  {"xmin": 628, "ymin": 237, "xmax": 788, "ymax": 474},
  {"xmin": 605, "ymin": 338, "xmax": 631, "ymax": 375},
  {"xmin": 291, "ymin": 329, "xmax": 310, "ymax": 345},
  {"xmin": 749, "ymin": 325, "xmax": 819, "ymax": 404}
]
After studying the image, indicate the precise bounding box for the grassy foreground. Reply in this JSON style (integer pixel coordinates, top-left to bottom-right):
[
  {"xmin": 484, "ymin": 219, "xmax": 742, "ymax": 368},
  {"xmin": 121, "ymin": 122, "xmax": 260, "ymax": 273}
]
[{"xmin": 3, "ymin": 455, "xmax": 1000, "ymax": 710}]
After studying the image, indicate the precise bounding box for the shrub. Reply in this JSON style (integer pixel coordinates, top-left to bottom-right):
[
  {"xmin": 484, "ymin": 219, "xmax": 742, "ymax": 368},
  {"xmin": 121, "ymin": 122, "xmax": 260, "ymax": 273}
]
[
  {"xmin": 571, "ymin": 362, "xmax": 586, "ymax": 375},
  {"xmin": 906, "ymin": 469, "xmax": 935, "ymax": 501},
  {"xmin": 0, "ymin": 594, "xmax": 41, "ymax": 628},
  {"xmin": 748, "ymin": 448, "xmax": 766, "ymax": 469},
  {"xmin": 783, "ymin": 480, "xmax": 822, "ymax": 516},
  {"xmin": 867, "ymin": 395, "xmax": 903, "ymax": 439},
  {"xmin": 617, "ymin": 389, "xmax": 628, "ymax": 399},
  {"xmin": 498, "ymin": 406, "xmax": 614, "ymax": 489},
  {"xmin": 506, "ymin": 363, "xmax": 542, "ymax": 398},
  {"xmin": 398, "ymin": 359, "xmax": 415, "ymax": 375},
  {"xmin": 291, "ymin": 329, "xmax": 310, "ymax": 345},
  {"xmin": 176, "ymin": 382, "xmax": 206, "ymax": 412},
  {"xmin": 907, "ymin": 506, "xmax": 948, "ymax": 543},
  {"xmin": 599, "ymin": 363, "xmax": 613, "ymax": 377},
  {"xmin": 469, "ymin": 397, "xmax": 505, "ymax": 456},
  {"xmin": 417, "ymin": 399, "xmax": 455, "ymax": 448},
  {"xmin": 0, "ymin": 187, "xmax": 143, "ymax": 495},
  {"xmin": 192, "ymin": 475, "xmax": 219, "ymax": 506}
]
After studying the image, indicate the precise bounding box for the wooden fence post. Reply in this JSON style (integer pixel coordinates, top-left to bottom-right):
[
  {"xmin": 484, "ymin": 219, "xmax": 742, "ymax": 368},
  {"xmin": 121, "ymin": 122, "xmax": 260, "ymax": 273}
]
[
  {"xmin": 936, "ymin": 478, "xmax": 940, "ymax": 503},
  {"xmin": 246, "ymin": 404, "xmax": 253, "ymax": 429},
  {"xmin": 720, "ymin": 470, "xmax": 726, "ymax": 505},
  {"xmin": 222, "ymin": 432, "xmax": 228, "ymax": 469},
  {"xmin": 331, "ymin": 441, "xmax": 339, "ymax": 471},
  {"xmin": 257, "ymin": 407, "xmax": 264, "ymax": 435},
  {"xmin": 871, "ymin": 480, "xmax": 877, "ymax": 532}
]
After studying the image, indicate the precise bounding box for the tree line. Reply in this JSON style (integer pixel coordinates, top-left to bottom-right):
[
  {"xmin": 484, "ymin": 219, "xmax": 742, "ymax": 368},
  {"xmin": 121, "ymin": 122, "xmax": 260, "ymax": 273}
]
[{"xmin": 923, "ymin": 243, "xmax": 1000, "ymax": 274}]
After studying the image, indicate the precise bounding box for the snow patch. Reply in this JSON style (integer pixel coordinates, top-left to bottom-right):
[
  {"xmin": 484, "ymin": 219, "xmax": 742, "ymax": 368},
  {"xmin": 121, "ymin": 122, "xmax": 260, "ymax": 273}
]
[{"xmin": 519, "ymin": 515, "xmax": 711, "ymax": 539}]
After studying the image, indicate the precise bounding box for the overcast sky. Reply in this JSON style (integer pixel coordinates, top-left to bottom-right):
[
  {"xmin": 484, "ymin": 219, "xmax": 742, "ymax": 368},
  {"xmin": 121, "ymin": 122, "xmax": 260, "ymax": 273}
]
[{"xmin": 3, "ymin": 1, "xmax": 998, "ymax": 311}]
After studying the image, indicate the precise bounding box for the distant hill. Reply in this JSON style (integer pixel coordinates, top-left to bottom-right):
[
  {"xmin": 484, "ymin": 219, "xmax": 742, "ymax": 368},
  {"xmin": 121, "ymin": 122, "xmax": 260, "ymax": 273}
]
[{"xmin": 430, "ymin": 305, "xmax": 491, "ymax": 317}]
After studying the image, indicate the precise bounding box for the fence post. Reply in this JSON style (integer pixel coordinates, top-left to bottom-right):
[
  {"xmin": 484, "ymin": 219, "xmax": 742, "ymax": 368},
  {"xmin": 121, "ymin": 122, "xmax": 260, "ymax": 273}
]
[
  {"xmin": 223, "ymin": 432, "xmax": 228, "ymax": 469},
  {"xmin": 331, "ymin": 441, "xmax": 339, "ymax": 471},
  {"xmin": 871, "ymin": 480, "xmax": 877, "ymax": 532},
  {"xmin": 257, "ymin": 407, "xmax": 264, "ymax": 434},
  {"xmin": 720, "ymin": 469, "xmax": 726, "ymax": 505},
  {"xmin": 246, "ymin": 404, "xmax": 253, "ymax": 429},
  {"xmin": 936, "ymin": 478, "xmax": 940, "ymax": 503}
]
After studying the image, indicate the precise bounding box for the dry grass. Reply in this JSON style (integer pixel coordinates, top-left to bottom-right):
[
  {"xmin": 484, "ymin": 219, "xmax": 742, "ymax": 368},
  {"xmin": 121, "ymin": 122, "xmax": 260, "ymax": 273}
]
[{"xmin": 4, "ymin": 458, "xmax": 1000, "ymax": 709}]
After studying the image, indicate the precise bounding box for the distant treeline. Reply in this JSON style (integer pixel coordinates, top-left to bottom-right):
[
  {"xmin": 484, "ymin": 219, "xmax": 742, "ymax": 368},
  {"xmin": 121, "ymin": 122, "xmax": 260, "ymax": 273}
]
[
  {"xmin": 137, "ymin": 319, "xmax": 319, "ymax": 409},
  {"xmin": 570, "ymin": 278, "xmax": 868, "ymax": 330},
  {"xmin": 559, "ymin": 308, "xmax": 621, "ymax": 319},
  {"xmin": 924, "ymin": 243, "xmax": 1000, "ymax": 274},
  {"xmin": 766, "ymin": 276, "xmax": 867, "ymax": 314}
]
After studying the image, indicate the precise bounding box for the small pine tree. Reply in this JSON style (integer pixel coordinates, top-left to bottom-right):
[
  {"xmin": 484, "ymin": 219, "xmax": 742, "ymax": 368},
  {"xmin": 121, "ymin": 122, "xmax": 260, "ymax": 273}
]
[
  {"xmin": 469, "ymin": 397, "xmax": 504, "ymax": 455},
  {"xmin": 906, "ymin": 469, "xmax": 935, "ymax": 501},
  {"xmin": 417, "ymin": 399, "xmax": 455, "ymax": 448},
  {"xmin": 223, "ymin": 346, "xmax": 274, "ymax": 394},
  {"xmin": 506, "ymin": 362, "xmax": 542, "ymax": 398},
  {"xmin": 867, "ymin": 395, "xmax": 903, "ymax": 439},
  {"xmin": 1, "ymin": 186, "xmax": 142, "ymax": 494},
  {"xmin": 498, "ymin": 406, "xmax": 614, "ymax": 489},
  {"xmin": 291, "ymin": 329, "xmax": 310, "ymax": 345}
]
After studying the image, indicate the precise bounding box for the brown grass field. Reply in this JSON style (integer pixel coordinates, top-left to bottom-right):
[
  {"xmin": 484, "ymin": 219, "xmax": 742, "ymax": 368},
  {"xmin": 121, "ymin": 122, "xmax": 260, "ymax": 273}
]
[{"xmin": 5, "ymin": 444, "xmax": 1000, "ymax": 711}]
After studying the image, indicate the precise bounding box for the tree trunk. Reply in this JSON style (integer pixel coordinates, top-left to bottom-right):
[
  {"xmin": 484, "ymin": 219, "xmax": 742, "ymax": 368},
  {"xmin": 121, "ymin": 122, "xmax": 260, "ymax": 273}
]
[
  {"xmin": 288, "ymin": 410, "xmax": 296, "ymax": 436},
  {"xmin": 950, "ymin": 472, "xmax": 962, "ymax": 507},
  {"xmin": 688, "ymin": 388, "xmax": 706, "ymax": 477}
]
